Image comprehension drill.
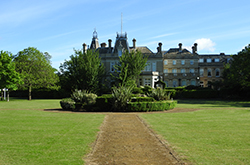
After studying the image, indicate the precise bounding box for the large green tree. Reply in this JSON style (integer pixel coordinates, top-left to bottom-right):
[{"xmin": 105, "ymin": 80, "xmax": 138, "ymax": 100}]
[
  {"xmin": 223, "ymin": 44, "xmax": 250, "ymax": 89},
  {"xmin": 59, "ymin": 49, "xmax": 105, "ymax": 93},
  {"xmin": 14, "ymin": 47, "xmax": 59, "ymax": 100},
  {"xmin": 0, "ymin": 51, "xmax": 23, "ymax": 101},
  {"xmin": 112, "ymin": 50, "xmax": 148, "ymax": 87}
]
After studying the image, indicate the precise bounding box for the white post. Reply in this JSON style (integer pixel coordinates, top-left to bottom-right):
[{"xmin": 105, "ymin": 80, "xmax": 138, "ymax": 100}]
[
  {"xmin": 7, "ymin": 89, "xmax": 9, "ymax": 102},
  {"xmin": 3, "ymin": 88, "xmax": 6, "ymax": 100}
]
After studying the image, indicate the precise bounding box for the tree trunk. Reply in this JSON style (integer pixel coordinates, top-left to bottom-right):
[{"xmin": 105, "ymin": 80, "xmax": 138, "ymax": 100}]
[{"xmin": 29, "ymin": 85, "xmax": 32, "ymax": 100}]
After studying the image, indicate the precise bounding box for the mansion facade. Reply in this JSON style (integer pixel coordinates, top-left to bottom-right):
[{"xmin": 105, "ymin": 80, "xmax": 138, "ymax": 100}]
[{"xmin": 83, "ymin": 30, "xmax": 232, "ymax": 88}]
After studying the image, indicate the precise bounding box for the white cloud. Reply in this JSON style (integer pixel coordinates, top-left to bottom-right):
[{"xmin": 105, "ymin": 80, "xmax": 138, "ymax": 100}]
[{"xmin": 194, "ymin": 38, "xmax": 216, "ymax": 52}]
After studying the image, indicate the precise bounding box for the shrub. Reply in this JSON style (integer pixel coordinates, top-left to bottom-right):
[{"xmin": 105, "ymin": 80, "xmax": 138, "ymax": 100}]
[
  {"xmin": 131, "ymin": 97, "xmax": 155, "ymax": 102},
  {"xmin": 60, "ymin": 98, "xmax": 75, "ymax": 110},
  {"xmin": 148, "ymin": 87, "xmax": 171, "ymax": 101},
  {"xmin": 71, "ymin": 89, "xmax": 87, "ymax": 103},
  {"xmin": 71, "ymin": 89, "xmax": 97, "ymax": 105},
  {"xmin": 132, "ymin": 87, "xmax": 144, "ymax": 94},
  {"xmin": 127, "ymin": 100, "xmax": 177, "ymax": 112},
  {"xmin": 94, "ymin": 94, "xmax": 113, "ymax": 111},
  {"xmin": 142, "ymin": 85, "xmax": 153, "ymax": 94},
  {"xmin": 112, "ymin": 86, "xmax": 132, "ymax": 111}
]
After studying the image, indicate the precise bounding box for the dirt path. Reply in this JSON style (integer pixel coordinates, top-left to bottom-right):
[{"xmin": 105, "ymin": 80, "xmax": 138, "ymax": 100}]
[{"xmin": 85, "ymin": 114, "xmax": 185, "ymax": 165}]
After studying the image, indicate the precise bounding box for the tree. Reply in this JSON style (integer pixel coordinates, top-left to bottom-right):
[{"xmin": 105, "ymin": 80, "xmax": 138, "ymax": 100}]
[
  {"xmin": 223, "ymin": 44, "xmax": 250, "ymax": 89},
  {"xmin": 59, "ymin": 49, "xmax": 105, "ymax": 94},
  {"xmin": 14, "ymin": 47, "xmax": 59, "ymax": 100},
  {"xmin": 112, "ymin": 50, "xmax": 148, "ymax": 87},
  {"xmin": 0, "ymin": 51, "xmax": 23, "ymax": 101}
]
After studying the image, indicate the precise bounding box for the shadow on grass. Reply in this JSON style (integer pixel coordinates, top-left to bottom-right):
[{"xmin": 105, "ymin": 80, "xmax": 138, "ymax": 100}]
[{"xmin": 177, "ymin": 99, "xmax": 250, "ymax": 108}]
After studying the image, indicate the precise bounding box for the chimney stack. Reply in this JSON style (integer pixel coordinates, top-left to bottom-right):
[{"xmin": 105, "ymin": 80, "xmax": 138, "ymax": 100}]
[
  {"xmin": 132, "ymin": 38, "xmax": 136, "ymax": 48},
  {"xmin": 194, "ymin": 43, "xmax": 198, "ymax": 53},
  {"xmin": 82, "ymin": 43, "xmax": 87, "ymax": 53},
  {"xmin": 158, "ymin": 42, "xmax": 162, "ymax": 53},
  {"xmin": 192, "ymin": 46, "xmax": 195, "ymax": 54},
  {"xmin": 179, "ymin": 43, "xmax": 182, "ymax": 52},
  {"xmin": 101, "ymin": 42, "xmax": 107, "ymax": 48},
  {"xmin": 108, "ymin": 39, "xmax": 112, "ymax": 48}
]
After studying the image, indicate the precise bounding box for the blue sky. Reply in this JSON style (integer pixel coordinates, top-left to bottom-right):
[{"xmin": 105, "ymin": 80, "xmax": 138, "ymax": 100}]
[{"xmin": 1, "ymin": 0, "xmax": 250, "ymax": 69}]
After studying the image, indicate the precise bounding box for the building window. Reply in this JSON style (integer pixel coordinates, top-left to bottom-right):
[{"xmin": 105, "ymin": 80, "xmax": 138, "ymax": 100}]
[
  {"xmin": 164, "ymin": 69, "xmax": 168, "ymax": 73},
  {"xmin": 172, "ymin": 69, "xmax": 177, "ymax": 76},
  {"xmin": 190, "ymin": 69, "xmax": 194, "ymax": 73},
  {"xmin": 173, "ymin": 60, "xmax": 176, "ymax": 65},
  {"xmin": 191, "ymin": 80, "xmax": 196, "ymax": 86},
  {"xmin": 181, "ymin": 69, "xmax": 185, "ymax": 73},
  {"xmin": 181, "ymin": 60, "xmax": 185, "ymax": 65},
  {"xmin": 207, "ymin": 58, "xmax": 212, "ymax": 63},
  {"xmin": 215, "ymin": 58, "xmax": 220, "ymax": 62},
  {"xmin": 199, "ymin": 59, "xmax": 204, "ymax": 63},
  {"xmin": 207, "ymin": 68, "xmax": 212, "ymax": 77},
  {"xmin": 139, "ymin": 79, "xmax": 142, "ymax": 86},
  {"xmin": 200, "ymin": 68, "xmax": 204, "ymax": 77},
  {"xmin": 173, "ymin": 80, "xmax": 177, "ymax": 87},
  {"xmin": 190, "ymin": 60, "xmax": 194, "ymax": 65},
  {"xmin": 181, "ymin": 80, "xmax": 186, "ymax": 86},
  {"xmin": 215, "ymin": 68, "xmax": 220, "ymax": 77},
  {"xmin": 164, "ymin": 60, "xmax": 168, "ymax": 65},
  {"xmin": 152, "ymin": 62, "xmax": 156, "ymax": 71},
  {"xmin": 144, "ymin": 62, "xmax": 151, "ymax": 71},
  {"xmin": 110, "ymin": 62, "xmax": 115, "ymax": 72},
  {"xmin": 164, "ymin": 81, "xmax": 168, "ymax": 87},
  {"xmin": 144, "ymin": 78, "xmax": 151, "ymax": 86}
]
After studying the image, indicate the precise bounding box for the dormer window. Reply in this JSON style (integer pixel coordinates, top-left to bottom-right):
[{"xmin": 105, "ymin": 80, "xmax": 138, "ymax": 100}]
[{"xmin": 215, "ymin": 58, "xmax": 220, "ymax": 62}]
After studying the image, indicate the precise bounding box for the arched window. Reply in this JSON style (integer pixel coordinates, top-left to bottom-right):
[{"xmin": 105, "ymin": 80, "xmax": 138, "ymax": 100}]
[
  {"xmin": 215, "ymin": 68, "xmax": 220, "ymax": 77},
  {"xmin": 207, "ymin": 68, "xmax": 212, "ymax": 77}
]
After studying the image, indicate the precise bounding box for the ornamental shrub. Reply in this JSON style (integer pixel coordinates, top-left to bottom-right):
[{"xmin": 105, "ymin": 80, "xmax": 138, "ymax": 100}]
[
  {"xmin": 148, "ymin": 87, "xmax": 171, "ymax": 101},
  {"xmin": 112, "ymin": 86, "xmax": 133, "ymax": 111},
  {"xmin": 71, "ymin": 89, "xmax": 97, "ymax": 105},
  {"xmin": 60, "ymin": 98, "xmax": 75, "ymax": 110}
]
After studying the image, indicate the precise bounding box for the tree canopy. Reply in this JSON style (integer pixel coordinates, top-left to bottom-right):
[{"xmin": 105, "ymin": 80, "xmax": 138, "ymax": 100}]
[
  {"xmin": 223, "ymin": 44, "xmax": 250, "ymax": 89},
  {"xmin": 112, "ymin": 50, "xmax": 148, "ymax": 87},
  {"xmin": 59, "ymin": 49, "xmax": 105, "ymax": 94},
  {"xmin": 14, "ymin": 47, "xmax": 59, "ymax": 100},
  {"xmin": 0, "ymin": 51, "xmax": 22, "ymax": 91}
]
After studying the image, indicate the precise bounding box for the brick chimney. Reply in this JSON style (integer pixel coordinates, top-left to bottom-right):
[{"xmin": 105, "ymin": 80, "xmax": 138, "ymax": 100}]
[
  {"xmin": 132, "ymin": 38, "xmax": 136, "ymax": 48},
  {"xmin": 82, "ymin": 43, "xmax": 87, "ymax": 53}
]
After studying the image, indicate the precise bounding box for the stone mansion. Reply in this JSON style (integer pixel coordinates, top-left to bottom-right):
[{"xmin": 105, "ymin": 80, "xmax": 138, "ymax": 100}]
[{"xmin": 82, "ymin": 30, "xmax": 232, "ymax": 88}]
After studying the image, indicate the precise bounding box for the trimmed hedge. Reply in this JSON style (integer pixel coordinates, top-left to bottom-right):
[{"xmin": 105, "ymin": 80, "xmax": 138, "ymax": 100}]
[
  {"xmin": 94, "ymin": 94, "xmax": 113, "ymax": 111},
  {"xmin": 127, "ymin": 100, "xmax": 177, "ymax": 112},
  {"xmin": 131, "ymin": 97, "xmax": 155, "ymax": 102},
  {"xmin": 176, "ymin": 89, "xmax": 219, "ymax": 99}
]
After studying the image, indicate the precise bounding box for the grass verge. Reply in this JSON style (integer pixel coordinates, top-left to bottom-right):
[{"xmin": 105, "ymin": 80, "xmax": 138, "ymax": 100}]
[
  {"xmin": 140, "ymin": 100, "xmax": 250, "ymax": 164},
  {"xmin": 0, "ymin": 99, "xmax": 104, "ymax": 164}
]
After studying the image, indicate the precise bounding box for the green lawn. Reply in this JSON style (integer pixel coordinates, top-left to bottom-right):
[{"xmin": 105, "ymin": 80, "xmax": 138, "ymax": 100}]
[
  {"xmin": 140, "ymin": 100, "xmax": 250, "ymax": 165},
  {"xmin": 0, "ymin": 99, "xmax": 104, "ymax": 165}
]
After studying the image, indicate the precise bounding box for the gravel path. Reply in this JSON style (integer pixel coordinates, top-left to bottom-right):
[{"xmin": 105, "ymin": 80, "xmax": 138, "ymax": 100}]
[{"xmin": 85, "ymin": 114, "xmax": 185, "ymax": 165}]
